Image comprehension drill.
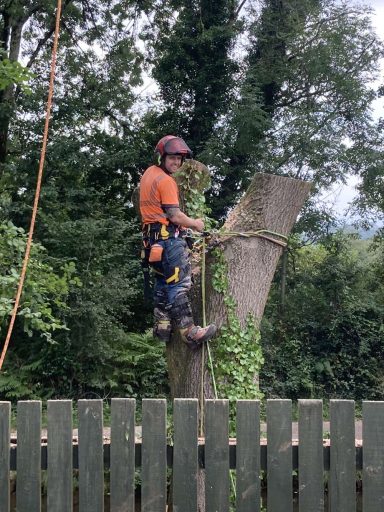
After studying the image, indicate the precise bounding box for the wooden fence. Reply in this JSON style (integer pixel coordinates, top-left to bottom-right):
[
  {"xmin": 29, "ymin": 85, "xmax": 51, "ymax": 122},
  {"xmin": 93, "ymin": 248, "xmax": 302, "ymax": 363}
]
[{"xmin": 0, "ymin": 398, "xmax": 383, "ymax": 511}]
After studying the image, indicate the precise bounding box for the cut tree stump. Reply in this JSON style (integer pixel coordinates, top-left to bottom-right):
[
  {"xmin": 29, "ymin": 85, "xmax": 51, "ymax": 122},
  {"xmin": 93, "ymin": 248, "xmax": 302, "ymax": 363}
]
[{"xmin": 166, "ymin": 171, "xmax": 311, "ymax": 400}]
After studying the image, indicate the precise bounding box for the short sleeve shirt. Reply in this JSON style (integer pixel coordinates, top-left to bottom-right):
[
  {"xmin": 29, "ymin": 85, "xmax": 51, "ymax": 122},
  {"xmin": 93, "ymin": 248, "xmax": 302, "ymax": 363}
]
[{"xmin": 139, "ymin": 165, "xmax": 180, "ymax": 225}]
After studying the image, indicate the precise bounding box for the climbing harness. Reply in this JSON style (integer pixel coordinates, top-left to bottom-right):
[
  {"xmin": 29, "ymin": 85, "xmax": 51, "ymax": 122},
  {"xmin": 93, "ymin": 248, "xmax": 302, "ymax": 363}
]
[
  {"xmin": 141, "ymin": 222, "xmax": 194, "ymax": 299},
  {"xmin": 141, "ymin": 223, "xmax": 182, "ymax": 293},
  {"xmin": 0, "ymin": 0, "xmax": 63, "ymax": 372}
]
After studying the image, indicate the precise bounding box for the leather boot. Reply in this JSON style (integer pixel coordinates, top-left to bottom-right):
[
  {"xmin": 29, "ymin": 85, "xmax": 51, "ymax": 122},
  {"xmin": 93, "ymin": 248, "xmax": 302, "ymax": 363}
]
[{"xmin": 180, "ymin": 323, "xmax": 217, "ymax": 350}]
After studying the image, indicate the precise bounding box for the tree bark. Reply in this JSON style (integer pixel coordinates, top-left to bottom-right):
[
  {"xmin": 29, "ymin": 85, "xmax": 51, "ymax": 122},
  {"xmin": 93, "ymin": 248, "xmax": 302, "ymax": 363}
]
[{"xmin": 166, "ymin": 172, "xmax": 311, "ymax": 400}]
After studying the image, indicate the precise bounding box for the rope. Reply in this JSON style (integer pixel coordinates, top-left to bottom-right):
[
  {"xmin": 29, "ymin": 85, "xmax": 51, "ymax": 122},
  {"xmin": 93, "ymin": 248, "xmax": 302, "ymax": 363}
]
[
  {"xmin": 213, "ymin": 228, "xmax": 288, "ymax": 247},
  {"xmin": 199, "ymin": 233, "xmax": 220, "ymax": 436},
  {"xmin": 199, "ymin": 237, "xmax": 206, "ymax": 437},
  {"xmin": 0, "ymin": 0, "xmax": 63, "ymax": 372}
]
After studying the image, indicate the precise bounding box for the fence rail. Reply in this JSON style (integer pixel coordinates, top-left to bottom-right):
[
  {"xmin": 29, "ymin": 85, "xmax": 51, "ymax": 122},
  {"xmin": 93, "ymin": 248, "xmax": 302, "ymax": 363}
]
[{"xmin": 0, "ymin": 398, "xmax": 383, "ymax": 511}]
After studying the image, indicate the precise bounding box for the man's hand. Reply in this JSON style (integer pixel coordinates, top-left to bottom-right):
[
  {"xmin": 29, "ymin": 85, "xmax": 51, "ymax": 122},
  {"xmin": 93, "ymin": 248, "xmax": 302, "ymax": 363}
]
[
  {"xmin": 193, "ymin": 218, "xmax": 204, "ymax": 232},
  {"xmin": 165, "ymin": 207, "xmax": 205, "ymax": 232}
]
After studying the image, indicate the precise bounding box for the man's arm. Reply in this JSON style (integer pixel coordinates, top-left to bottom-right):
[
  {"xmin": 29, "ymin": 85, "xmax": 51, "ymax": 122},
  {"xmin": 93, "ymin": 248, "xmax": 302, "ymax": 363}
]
[{"xmin": 165, "ymin": 207, "xmax": 204, "ymax": 232}]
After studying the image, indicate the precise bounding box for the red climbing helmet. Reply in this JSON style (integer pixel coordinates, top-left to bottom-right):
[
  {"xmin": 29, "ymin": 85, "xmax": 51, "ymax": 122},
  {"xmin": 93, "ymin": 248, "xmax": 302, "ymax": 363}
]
[{"xmin": 155, "ymin": 135, "xmax": 192, "ymax": 161}]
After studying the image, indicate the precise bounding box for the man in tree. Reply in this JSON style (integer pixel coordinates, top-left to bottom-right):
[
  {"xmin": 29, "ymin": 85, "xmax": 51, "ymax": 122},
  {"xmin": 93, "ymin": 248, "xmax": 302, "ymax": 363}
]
[{"xmin": 140, "ymin": 135, "xmax": 217, "ymax": 349}]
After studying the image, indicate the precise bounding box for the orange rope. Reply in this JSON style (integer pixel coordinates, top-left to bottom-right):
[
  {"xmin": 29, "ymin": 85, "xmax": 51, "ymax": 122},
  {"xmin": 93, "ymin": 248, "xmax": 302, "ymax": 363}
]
[{"xmin": 0, "ymin": 0, "xmax": 62, "ymax": 371}]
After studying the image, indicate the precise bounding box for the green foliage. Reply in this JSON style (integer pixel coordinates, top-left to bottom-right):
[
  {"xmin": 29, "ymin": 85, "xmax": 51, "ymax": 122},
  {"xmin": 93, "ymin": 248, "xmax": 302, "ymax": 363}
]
[
  {"xmin": 261, "ymin": 233, "xmax": 384, "ymax": 400},
  {"xmin": 0, "ymin": 220, "xmax": 75, "ymax": 341},
  {"xmin": 0, "ymin": 329, "xmax": 168, "ymax": 401},
  {"xmin": 175, "ymin": 160, "xmax": 218, "ymax": 231},
  {"xmin": 143, "ymin": 0, "xmax": 240, "ymax": 153},
  {"xmin": 352, "ymin": 124, "xmax": 384, "ymax": 220},
  {"xmin": 203, "ymin": 0, "xmax": 384, "ymax": 219},
  {"xmin": 0, "ymin": 57, "xmax": 33, "ymax": 92},
  {"xmin": 211, "ymin": 247, "xmax": 264, "ymax": 405}
]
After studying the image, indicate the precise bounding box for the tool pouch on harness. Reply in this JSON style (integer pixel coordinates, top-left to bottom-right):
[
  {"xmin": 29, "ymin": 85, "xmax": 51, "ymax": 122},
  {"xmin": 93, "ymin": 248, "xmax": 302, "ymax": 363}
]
[{"xmin": 149, "ymin": 243, "xmax": 163, "ymax": 263}]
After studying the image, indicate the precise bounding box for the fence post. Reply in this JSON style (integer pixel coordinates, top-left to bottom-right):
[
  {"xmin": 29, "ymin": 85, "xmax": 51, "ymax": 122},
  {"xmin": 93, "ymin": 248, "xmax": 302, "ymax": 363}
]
[
  {"xmin": 141, "ymin": 399, "xmax": 167, "ymax": 512},
  {"xmin": 0, "ymin": 401, "xmax": 10, "ymax": 512},
  {"xmin": 236, "ymin": 399, "xmax": 260, "ymax": 512},
  {"xmin": 16, "ymin": 400, "xmax": 42, "ymax": 512},
  {"xmin": 298, "ymin": 399, "xmax": 324, "ymax": 512},
  {"xmin": 363, "ymin": 401, "xmax": 384, "ymax": 512},
  {"xmin": 267, "ymin": 399, "xmax": 292, "ymax": 512},
  {"xmin": 329, "ymin": 399, "xmax": 356, "ymax": 512},
  {"xmin": 78, "ymin": 399, "xmax": 104, "ymax": 512},
  {"xmin": 173, "ymin": 398, "xmax": 198, "ymax": 512},
  {"xmin": 110, "ymin": 398, "xmax": 136, "ymax": 512},
  {"xmin": 47, "ymin": 400, "xmax": 73, "ymax": 512},
  {"xmin": 205, "ymin": 399, "xmax": 230, "ymax": 512}
]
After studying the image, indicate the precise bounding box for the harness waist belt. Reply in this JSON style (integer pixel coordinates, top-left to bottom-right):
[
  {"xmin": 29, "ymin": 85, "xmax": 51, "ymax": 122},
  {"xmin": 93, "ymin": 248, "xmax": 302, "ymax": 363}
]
[{"xmin": 143, "ymin": 222, "xmax": 180, "ymax": 240}]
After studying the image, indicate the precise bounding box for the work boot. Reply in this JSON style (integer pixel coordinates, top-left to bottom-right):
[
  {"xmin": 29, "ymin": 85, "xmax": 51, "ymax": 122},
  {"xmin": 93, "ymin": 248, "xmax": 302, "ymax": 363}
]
[{"xmin": 181, "ymin": 323, "xmax": 217, "ymax": 350}]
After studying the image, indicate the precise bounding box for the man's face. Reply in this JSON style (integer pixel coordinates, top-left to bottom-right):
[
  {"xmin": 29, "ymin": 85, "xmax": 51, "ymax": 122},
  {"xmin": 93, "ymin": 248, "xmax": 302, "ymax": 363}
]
[{"xmin": 164, "ymin": 154, "xmax": 183, "ymax": 173}]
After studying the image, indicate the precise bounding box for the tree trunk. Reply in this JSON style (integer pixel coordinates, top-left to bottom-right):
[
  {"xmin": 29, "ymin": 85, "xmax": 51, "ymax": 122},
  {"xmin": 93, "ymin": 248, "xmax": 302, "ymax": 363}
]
[
  {"xmin": 166, "ymin": 172, "xmax": 311, "ymax": 400},
  {"xmin": 165, "ymin": 171, "xmax": 310, "ymax": 511},
  {"xmin": 0, "ymin": 14, "xmax": 24, "ymax": 165}
]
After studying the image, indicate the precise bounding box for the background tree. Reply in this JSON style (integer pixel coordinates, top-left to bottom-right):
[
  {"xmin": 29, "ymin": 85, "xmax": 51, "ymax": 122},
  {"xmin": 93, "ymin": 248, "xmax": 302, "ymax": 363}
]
[
  {"xmin": 261, "ymin": 232, "xmax": 384, "ymax": 400},
  {"xmin": 141, "ymin": 0, "xmax": 241, "ymax": 152},
  {"xmin": 202, "ymin": 0, "xmax": 383, "ymax": 218}
]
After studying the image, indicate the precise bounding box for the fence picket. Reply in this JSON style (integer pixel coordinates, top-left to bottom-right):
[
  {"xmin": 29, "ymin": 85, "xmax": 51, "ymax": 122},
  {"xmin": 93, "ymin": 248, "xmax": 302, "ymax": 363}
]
[
  {"xmin": 78, "ymin": 399, "xmax": 104, "ymax": 512},
  {"xmin": 110, "ymin": 398, "xmax": 136, "ymax": 512},
  {"xmin": 0, "ymin": 402, "xmax": 10, "ymax": 512},
  {"xmin": 47, "ymin": 400, "xmax": 73, "ymax": 512},
  {"xmin": 205, "ymin": 399, "xmax": 230, "ymax": 512},
  {"xmin": 236, "ymin": 400, "xmax": 260, "ymax": 512},
  {"xmin": 298, "ymin": 400, "xmax": 324, "ymax": 512},
  {"xmin": 329, "ymin": 400, "xmax": 355, "ymax": 512},
  {"xmin": 173, "ymin": 399, "xmax": 198, "ymax": 512},
  {"xmin": 267, "ymin": 399, "xmax": 292, "ymax": 512},
  {"xmin": 141, "ymin": 399, "xmax": 167, "ymax": 512},
  {"xmin": 363, "ymin": 401, "xmax": 384, "ymax": 512},
  {"xmin": 16, "ymin": 400, "xmax": 42, "ymax": 512}
]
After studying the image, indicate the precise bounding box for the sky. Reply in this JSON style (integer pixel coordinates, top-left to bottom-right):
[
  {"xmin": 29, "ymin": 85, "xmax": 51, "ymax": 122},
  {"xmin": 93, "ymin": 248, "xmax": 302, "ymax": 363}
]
[{"xmin": 331, "ymin": 0, "xmax": 384, "ymax": 218}]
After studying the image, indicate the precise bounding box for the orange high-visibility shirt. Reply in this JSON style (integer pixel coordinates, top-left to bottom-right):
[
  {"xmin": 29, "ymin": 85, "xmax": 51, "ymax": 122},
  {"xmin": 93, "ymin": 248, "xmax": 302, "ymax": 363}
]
[{"xmin": 139, "ymin": 165, "xmax": 179, "ymax": 225}]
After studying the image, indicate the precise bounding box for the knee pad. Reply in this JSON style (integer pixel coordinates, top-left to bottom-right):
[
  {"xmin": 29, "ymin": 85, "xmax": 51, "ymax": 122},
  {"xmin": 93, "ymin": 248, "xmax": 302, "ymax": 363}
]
[
  {"xmin": 169, "ymin": 293, "xmax": 193, "ymax": 329},
  {"xmin": 153, "ymin": 306, "xmax": 172, "ymax": 342}
]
